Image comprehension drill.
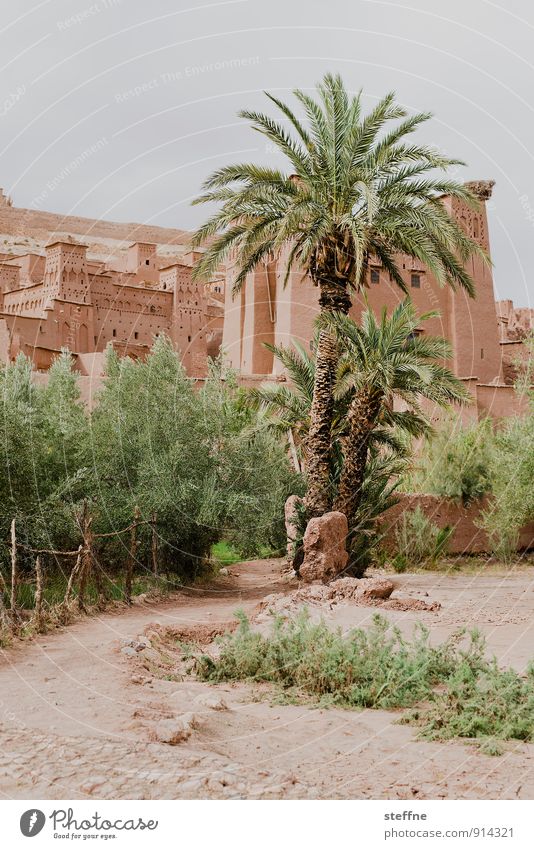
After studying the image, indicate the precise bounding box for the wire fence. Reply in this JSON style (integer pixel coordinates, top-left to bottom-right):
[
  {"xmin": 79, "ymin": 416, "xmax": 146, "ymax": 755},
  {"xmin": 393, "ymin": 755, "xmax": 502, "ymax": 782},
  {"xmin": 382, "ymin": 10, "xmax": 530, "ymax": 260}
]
[{"xmin": 0, "ymin": 501, "xmax": 159, "ymax": 636}]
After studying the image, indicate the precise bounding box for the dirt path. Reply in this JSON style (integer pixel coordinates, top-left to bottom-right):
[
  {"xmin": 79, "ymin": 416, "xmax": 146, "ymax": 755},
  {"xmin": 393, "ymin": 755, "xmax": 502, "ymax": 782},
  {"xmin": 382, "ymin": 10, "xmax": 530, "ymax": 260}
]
[{"xmin": 1, "ymin": 559, "xmax": 534, "ymax": 800}]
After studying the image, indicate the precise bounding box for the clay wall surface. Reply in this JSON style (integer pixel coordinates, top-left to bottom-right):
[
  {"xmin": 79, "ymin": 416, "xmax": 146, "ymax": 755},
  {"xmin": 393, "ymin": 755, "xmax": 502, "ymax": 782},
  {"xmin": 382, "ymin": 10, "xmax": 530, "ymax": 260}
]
[
  {"xmin": 126, "ymin": 242, "xmax": 160, "ymax": 286},
  {"xmin": 10, "ymin": 253, "xmax": 46, "ymax": 288},
  {"xmin": 0, "ymin": 222, "xmax": 215, "ymax": 376},
  {"xmin": 221, "ymin": 267, "xmax": 245, "ymax": 370},
  {"xmin": 475, "ymin": 383, "xmax": 530, "ymax": 419},
  {"xmin": 0, "ymin": 263, "xmax": 21, "ymax": 298},
  {"xmin": 90, "ymin": 276, "xmax": 173, "ymax": 350},
  {"xmin": 241, "ymin": 265, "xmax": 276, "ymax": 374},
  {"xmin": 497, "ymin": 299, "xmax": 534, "ymax": 341},
  {"xmin": 380, "ymin": 493, "xmax": 534, "ymax": 554},
  {"xmin": 233, "ymin": 191, "xmax": 503, "ymax": 383}
]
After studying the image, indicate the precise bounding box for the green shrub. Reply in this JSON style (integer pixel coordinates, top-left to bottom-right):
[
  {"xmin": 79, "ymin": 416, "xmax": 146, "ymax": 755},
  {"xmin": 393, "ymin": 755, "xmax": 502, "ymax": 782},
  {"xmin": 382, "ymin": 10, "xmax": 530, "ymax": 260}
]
[
  {"xmin": 406, "ymin": 658, "xmax": 534, "ymax": 745},
  {"xmin": 403, "ymin": 415, "xmax": 493, "ymax": 505},
  {"xmin": 192, "ymin": 611, "xmax": 534, "ymax": 749},
  {"xmin": 196, "ymin": 611, "xmax": 465, "ymax": 710},
  {"xmin": 400, "ymin": 401, "xmax": 534, "ymax": 561},
  {"xmin": 0, "ymin": 341, "xmax": 302, "ymax": 586},
  {"xmin": 480, "ymin": 401, "xmax": 534, "ymax": 561},
  {"xmin": 392, "ymin": 506, "xmax": 452, "ymax": 569}
]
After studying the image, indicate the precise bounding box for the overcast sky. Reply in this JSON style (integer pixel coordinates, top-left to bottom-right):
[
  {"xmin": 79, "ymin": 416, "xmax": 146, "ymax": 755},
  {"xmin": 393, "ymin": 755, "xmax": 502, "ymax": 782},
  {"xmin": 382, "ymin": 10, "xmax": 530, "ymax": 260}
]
[{"xmin": 1, "ymin": 0, "xmax": 533, "ymax": 305}]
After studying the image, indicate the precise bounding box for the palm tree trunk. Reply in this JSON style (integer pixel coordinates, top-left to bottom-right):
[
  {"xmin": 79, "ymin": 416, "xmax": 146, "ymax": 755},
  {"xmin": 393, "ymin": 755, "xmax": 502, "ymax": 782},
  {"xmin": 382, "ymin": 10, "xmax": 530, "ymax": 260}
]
[
  {"xmin": 335, "ymin": 392, "xmax": 381, "ymax": 529},
  {"xmin": 304, "ymin": 276, "xmax": 352, "ymax": 518}
]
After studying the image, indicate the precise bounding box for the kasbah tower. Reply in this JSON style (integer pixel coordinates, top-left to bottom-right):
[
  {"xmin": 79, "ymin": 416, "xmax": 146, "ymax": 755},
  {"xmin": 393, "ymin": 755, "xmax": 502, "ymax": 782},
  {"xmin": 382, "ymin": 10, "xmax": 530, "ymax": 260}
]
[{"xmin": 0, "ymin": 181, "xmax": 531, "ymax": 415}]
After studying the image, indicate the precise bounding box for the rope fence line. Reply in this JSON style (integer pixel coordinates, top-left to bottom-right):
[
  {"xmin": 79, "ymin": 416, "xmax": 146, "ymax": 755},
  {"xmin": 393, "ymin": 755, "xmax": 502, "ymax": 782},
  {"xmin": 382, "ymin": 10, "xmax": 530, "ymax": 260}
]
[{"xmin": 2, "ymin": 506, "xmax": 161, "ymax": 631}]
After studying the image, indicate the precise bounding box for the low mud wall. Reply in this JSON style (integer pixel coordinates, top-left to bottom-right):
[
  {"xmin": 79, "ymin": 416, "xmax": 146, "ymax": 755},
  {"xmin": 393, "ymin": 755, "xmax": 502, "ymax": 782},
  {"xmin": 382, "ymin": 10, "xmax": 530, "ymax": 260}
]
[{"xmin": 379, "ymin": 494, "xmax": 534, "ymax": 555}]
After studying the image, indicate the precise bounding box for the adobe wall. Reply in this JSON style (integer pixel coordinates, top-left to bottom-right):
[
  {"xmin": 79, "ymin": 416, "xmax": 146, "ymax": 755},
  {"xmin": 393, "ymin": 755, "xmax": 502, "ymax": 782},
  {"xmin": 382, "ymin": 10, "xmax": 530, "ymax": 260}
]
[
  {"xmin": 0, "ymin": 231, "xmax": 214, "ymax": 377},
  {"xmin": 162, "ymin": 263, "xmax": 208, "ymax": 376},
  {"xmin": 447, "ymin": 193, "xmax": 503, "ymax": 384},
  {"xmin": 379, "ymin": 493, "xmax": 534, "ymax": 555},
  {"xmin": 231, "ymin": 183, "xmax": 506, "ymax": 392},
  {"xmin": 90, "ymin": 276, "xmax": 173, "ymax": 350},
  {"xmin": 241, "ymin": 265, "xmax": 276, "ymax": 374},
  {"xmin": 221, "ymin": 263, "xmax": 246, "ymax": 369},
  {"xmin": 475, "ymin": 383, "xmax": 530, "ymax": 419}
]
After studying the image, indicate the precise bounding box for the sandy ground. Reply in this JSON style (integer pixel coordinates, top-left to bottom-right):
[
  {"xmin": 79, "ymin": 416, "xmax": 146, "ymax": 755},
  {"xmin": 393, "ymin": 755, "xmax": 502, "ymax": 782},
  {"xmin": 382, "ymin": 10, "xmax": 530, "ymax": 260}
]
[{"xmin": 1, "ymin": 559, "xmax": 534, "ymax": 800}]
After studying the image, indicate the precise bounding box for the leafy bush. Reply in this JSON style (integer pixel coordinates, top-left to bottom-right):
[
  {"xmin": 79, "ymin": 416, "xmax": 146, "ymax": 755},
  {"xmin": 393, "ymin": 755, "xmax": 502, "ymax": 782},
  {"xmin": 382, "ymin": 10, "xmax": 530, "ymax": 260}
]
[
  {"xmin": 399, "ymin": 401, "xmax": 534, "ymax": 561},
  {"xmin": 406, "ymin": 658, "xmax": 534, "ymax": 746},
  {"xmin": 196, "ymin": 611, "xmax": 464, "ymax": 710},
  {"xmin": 0, "ymin": 351, "xmax": 91, "ymax": 566},
  {"xmin": 392, "ymin": 506, "xmax": 452, "ymax": 571},
  {"xmin": 193, "ymin": 611, "xmax": 534, "ymax": 749},
  {"xmin": 0, "ymin": 341, "xmax": 302, "ymax": 585},
  {"xmin": 403, "ymin": 415, "xmax": 493, "ymax": 504},
  {"xmin": 480, "ymin": 401, "xmax": 534, "ymax": 560}
]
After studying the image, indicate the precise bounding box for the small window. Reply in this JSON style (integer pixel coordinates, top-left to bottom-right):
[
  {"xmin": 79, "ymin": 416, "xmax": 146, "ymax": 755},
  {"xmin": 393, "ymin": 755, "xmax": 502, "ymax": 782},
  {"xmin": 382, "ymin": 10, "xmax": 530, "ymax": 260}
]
[
  {"xmin": 145, "ymin": 259, "xmax": 150, "ymax": 266},
  {"xmin": 134, "ymin": 331, "xmax": 138, "ymax": 340},
  {"xmin": 112, "ymin": 328, "xmax": 116, "ymax": 337},
  {"xmin": 187, "ymin": 335, "xmax": 191, "ymax": 343},
  {"xmin": 411, "ymin": 273, "xmax": 421, "ymax": 289},
  {"xmin": 370, "ymin": 268, "xmax": 380, "ymax": 285},
  {"xmin": 481, "ymin": 348, "xmax": 484, "ymax": 359}
]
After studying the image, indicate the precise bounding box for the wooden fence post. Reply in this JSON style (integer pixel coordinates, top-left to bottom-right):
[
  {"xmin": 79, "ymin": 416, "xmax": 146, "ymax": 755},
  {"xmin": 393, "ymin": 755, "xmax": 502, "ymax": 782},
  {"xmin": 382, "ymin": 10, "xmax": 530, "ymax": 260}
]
[
  {"xmin": 93, "ymin": 552, "xmax": 106, "ymax": 609},
  {"xmin": 78, "ymin": 501, "xmax": 93, "ymax": 612},
  {"xmin": 0, "ymin": 568, "xmax": 9, "ymax": 630},
  {"xmin": 125, "ymin": 506, "xmax": 140, "ymax": 605},
  {"xmin": 10, "ymin": 519, "xmax": 18, "ymax": 614},
  {"xmin": 63, "ymin": 545, "xmax": 83, "ymax": 610},
  {"xmin": 34, "ymin": 556, "xmax": 44, "ymax": 631},
  {"xmin": 151, "ymin": 512, "xmax": 158, "ymax": 578}
]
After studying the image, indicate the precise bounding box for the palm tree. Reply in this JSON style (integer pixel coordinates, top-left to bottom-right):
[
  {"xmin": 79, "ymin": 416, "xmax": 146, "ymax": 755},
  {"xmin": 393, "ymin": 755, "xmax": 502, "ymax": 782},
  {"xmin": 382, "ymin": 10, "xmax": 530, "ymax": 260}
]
[
  {"xmin": 250, "ymin": 338, "xmax": 410, "ymax": 574},
  {"xmin": 250, "ymin": 338, "xmax": 407, "ymax": 476},
  {"xmin": 191, "ymin": 73, "xmax": 486, "ymax": 518},
  {"xmin": 324, "ymin": 300, "xmax": 471, "ymax": 545}
]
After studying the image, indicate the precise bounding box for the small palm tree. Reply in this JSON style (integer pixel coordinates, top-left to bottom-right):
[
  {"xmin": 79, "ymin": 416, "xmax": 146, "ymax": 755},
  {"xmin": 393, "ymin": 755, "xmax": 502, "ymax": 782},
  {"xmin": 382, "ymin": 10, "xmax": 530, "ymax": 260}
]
[
  {"xmin": 251, "ymin": 340, "xmax": 407, "ymax": 574},
  {"xmin": 324, "ymin": 300, "xmax": 471, "ymax": 542},
  {"xmin": 251, "ymin": 338, "xmax": 407, "ymax": 475},
  {"xmin": 191, "ymin": 73, "xmax": 485, "ymax": 518}
]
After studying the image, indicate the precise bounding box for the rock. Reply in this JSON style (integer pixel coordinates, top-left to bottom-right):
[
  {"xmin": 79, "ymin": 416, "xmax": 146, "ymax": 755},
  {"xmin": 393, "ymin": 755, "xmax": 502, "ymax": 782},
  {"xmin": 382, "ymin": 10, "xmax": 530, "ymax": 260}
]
[
  {"xmin": 80, "ymin": 776, "xmax": 107, "ymax": 795},
  {"xmin": 140, "ymin": 647, "xmax": 160, "ymax": 662},
  {"xmin": 130, "ymin": 674, "xmax": 151, "ymax": 685},
  {"xmin": 300, "ymin": 511, "xmax": 348, "ymax": 583},
  {"xmin": 154, "ymin": 712, "xmax": 202, "ymax": 745},
  {"xmin": 155, "ymin": 718, "xmax": 191, "ymax": 745},
  {"xmin": 121, "ymin": 646, "xmax": 137, "ymax": 657},
  {"xmin": 132, "ymin": 593, "xmax": 148, "ymax": 605},
  {"xmin": 355, "ymin": 578, "xmax": 394, "ymax": 600},
  {"xmin": 194, "ymin": 693, "xmax": 228, "ymax": 711},
  {"xmin": 218, "ymin": 567, "xmax": 229, "ymax": 577},
  {"xmin": 185, "ymin": 711, "xmax": 205, "ymax": 730},
  {"xmin": 207, "ymin": 778, "xmax": 225, "ymax": 792},
  {"xmin": 179, "ymin": 778, "xmax": 205, "ymax": 794},
  {"xmin": 121, "ymin": 637, "xmax": 152, "ymax": 652},
  {"xmin": 284, "ymin": 494, "xmax": 304, "ymax": 560}
]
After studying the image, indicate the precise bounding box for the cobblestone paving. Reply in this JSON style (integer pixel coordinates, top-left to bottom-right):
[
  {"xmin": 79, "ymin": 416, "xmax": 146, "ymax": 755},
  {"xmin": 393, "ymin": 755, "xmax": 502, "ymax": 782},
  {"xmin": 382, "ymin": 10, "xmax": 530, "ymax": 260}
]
[{"xmin": 0, "ymin": 724, "xmax": 316, "ymax": 799}]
